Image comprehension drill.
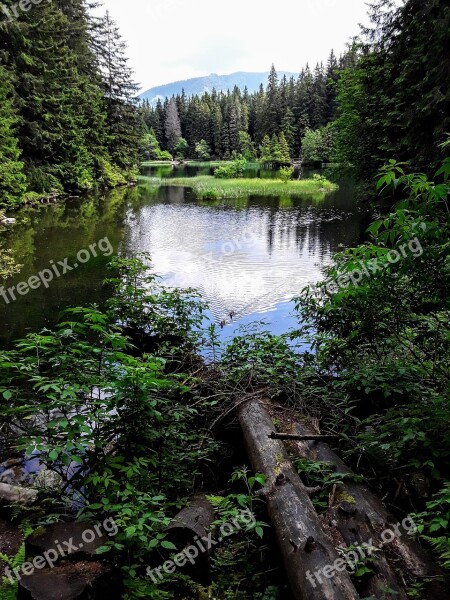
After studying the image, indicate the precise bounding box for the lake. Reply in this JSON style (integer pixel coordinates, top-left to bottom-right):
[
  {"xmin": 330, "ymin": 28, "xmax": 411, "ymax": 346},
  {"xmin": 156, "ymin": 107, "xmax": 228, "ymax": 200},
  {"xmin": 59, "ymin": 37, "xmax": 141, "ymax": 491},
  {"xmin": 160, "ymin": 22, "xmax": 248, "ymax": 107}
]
[{"xmin": 0, "ymin": 166, "xmax": 367, "ymax": 348}]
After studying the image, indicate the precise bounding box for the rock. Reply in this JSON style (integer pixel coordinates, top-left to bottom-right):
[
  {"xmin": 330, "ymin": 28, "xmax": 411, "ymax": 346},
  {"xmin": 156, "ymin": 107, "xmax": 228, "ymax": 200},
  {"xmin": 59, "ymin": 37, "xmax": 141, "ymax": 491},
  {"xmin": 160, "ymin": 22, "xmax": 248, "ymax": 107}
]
[
  {"xmin": 27, "ymin": 522, "xmax": 108, "ymax": 558},
  {"xmin": 17, "ymin": 561, "xmax": 122, "ymax": 600},
  {"xmin": 0, "ymin": 217, "xmax": 16, "ymax": 225},
  {"xmin": 0, "ymin": 483, "xmax": 38, "ymax": 506},
  {"xmin": 32, "ymin": 468, "xmax": 64, "ymax": 492}
]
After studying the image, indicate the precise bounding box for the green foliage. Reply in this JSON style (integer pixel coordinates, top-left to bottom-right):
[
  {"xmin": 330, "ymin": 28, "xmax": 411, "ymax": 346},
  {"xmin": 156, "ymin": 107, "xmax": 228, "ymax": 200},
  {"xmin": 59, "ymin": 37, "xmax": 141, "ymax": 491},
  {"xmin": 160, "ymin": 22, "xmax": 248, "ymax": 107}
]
[
  {"xmin": 259, "ymin": 135, "xmax": 273, "ymax": 163},
  {"xmin": 0, "ymin": 257, "xmax": 220, "ymax": 594},
  {"xmin": 145, "ymin": 58, "xmax": 340, "ymax": 161},
  {"xmin": 200, "ymin": 190, "xmax": 219, "ymax": 201},
  {"xmin": 293, "ymin": 157, "xmax": 450, "ymax": 571},
  {"xmin": 412, "ymin": 483, "xmax": 450, "ymax": 570},
  {"xmin": 301, "ymin": 123, "xmax": 336, "ymax": 163},
  {"xmin": 277, "ymin": 166, "xmax": 294, "ymax": 182},
  {"xmin": 238, "ymin": 131, "xmax": 257, "ymax": 161},
  {"xmin": 0, "ymin": 544, "xmax": 25, "ymax": 599},
  {"xmin": 214, "ymin": 157, "xmax": 247, "ymax": 179},
  {"xmin": 142, "ymin": 129, "xmax": 173, "ymax": 161},
  {"xmin": 335, "ymin": 0, "xmax": 450, "ymax": 180},
  {"xmin": 144, "ymin": 174, "xmax": 337, "ymax": 199},
  {"xmin": 194, "ymin": 139, "xmax": 211, "ymax": 160},
  {"xmin": 174, "ymin": 137, "xmax": 189, "ymax": 160},
  {"xmin": 0, "ymin": 2, "xmax": 140, "ymax": 205},
  {"xmin": 0, "ymin": 66, "xmax": 27, "ymax": 206}
]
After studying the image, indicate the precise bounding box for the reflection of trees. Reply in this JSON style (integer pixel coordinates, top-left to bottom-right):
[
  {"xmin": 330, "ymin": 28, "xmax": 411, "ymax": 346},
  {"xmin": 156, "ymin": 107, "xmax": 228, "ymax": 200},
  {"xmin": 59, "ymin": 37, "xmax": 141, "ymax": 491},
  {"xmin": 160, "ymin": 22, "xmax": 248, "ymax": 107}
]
[{"xmin": 0, "ymin": 187, "xmax": 139, "ymax": 347}]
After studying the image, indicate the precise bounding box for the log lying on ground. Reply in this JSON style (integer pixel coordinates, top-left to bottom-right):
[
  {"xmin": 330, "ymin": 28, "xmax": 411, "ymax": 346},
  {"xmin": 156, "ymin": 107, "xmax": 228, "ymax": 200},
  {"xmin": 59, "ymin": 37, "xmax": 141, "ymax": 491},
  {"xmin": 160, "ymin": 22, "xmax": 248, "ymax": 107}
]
[
  {"xmin": 0, "ymin": 482, "xmax": 37, "ymax": 506},
  {"xmin": 165, "ymin": 493, "xmax": 215, "ymax": 550},
  {"xmin": 292, "ymin": 422, "xmax": 448, "ymax": 600},
  {"xmin": 269, "ymin": 432, "xmax": 338, "ymax": 441},
  {"xmin": 239, "ymin": 399, "xmax": 360, "ymax": 600},
  {"xmin": 164, "ymin": 494, "xmax": 215, "ymax": 584}
]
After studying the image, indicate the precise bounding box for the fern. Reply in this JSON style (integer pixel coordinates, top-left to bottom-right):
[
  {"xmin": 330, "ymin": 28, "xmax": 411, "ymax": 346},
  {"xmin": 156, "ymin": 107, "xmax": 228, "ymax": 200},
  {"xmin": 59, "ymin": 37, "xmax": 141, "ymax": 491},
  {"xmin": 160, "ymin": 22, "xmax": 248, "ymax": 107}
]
[{"xmin": 0, "ymin": 541, "xmax": 27, "ymax": 599}]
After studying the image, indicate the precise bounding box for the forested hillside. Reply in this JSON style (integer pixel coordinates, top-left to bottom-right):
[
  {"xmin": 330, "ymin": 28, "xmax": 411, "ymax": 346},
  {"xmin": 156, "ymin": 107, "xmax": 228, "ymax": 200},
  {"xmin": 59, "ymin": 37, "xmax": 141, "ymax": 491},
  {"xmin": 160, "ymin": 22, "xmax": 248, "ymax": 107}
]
[
  {"xmin": 140, "ymin": 71, "xmax": 298, "ymax": 105},
  {"xmin": 0, "ymin": 1, "xmax": 142, "ymax": 207},
  {"xmin": 143, "ymin": 0, "xmax": 449, "ymax": 182}
]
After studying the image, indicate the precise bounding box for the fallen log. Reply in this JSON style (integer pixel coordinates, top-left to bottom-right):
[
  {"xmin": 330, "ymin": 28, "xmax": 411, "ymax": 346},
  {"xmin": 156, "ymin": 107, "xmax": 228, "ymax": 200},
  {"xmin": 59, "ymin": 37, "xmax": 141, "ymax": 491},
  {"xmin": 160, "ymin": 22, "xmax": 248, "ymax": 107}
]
[
  {"xmin": 269, "ymin": 432, "xmax": 338, "ymax": 442},
  {"xmin": 292, "ymin": 422, "xmax": 448, "ymax": 600},
  {"xmin": 164, "ymin": 494, "xmax": 215, "ymax": 584},
  {"xmin": 165, "ymin": 493, "xmax": 215, "ymax": 550},
  {"xmin": 239, "ymin": 399, "xmax": 359, "ymax": 600}
]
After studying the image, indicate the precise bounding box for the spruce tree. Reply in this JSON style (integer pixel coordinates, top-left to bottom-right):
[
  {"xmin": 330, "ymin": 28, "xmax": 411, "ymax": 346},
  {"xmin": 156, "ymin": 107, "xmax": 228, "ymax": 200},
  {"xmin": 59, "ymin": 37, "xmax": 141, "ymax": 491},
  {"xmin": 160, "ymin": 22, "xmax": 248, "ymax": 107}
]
[
  {"xmin": 92, "ymin": 10, "xmax": 141, "ymax": 174},
  {"xmin": 259, "ymin": 135, "xmax": 272, "ymax": 163},
  {"xmin": 0, "ymin": 66, "xmax": 26, "ymax": 206},
  {"xmin": 165, "ymin": 98, "xmax": 182, "ymax": 152},
  {"xmin": 278, "ymin": 132, "xmax": 292, "ymax": 164}
]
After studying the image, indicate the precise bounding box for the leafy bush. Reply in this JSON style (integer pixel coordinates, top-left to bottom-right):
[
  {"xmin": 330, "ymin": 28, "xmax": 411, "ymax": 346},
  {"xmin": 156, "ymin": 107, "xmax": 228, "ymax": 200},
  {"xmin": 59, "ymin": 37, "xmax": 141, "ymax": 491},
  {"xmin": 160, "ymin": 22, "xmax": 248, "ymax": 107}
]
[
  {"xmin": 277, "ymin": 166, "xmax": 294, "ymax": 182},
  {"xmin": 214, "ymin": 157, "xmax": 246, "ymax": 179},
  {"xmin": 294, "ymin": 156, "xmax": 450, "ymax": 573},
  {"xmin": 195, "ymin": 139, "xmax": 211, "ymax": 160}
]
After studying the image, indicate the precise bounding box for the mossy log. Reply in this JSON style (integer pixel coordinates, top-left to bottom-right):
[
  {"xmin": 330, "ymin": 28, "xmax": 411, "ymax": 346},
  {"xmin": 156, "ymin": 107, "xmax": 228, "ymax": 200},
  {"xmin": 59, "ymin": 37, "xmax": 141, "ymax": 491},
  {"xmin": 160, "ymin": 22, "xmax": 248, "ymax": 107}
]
[
  {"xmin": 238, "ymin": 399, "xmax": 359, "ymax": 600},
  {"xmin": 293, "ymin": 422, "xmax": 448, "ymax": 600}
]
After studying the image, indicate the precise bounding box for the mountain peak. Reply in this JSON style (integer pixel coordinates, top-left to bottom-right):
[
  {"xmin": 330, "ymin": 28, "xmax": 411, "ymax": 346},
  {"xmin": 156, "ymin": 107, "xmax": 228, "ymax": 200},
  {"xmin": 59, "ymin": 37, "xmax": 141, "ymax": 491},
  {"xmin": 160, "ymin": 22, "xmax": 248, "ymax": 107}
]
[{"xmin": 140, "ymin": 70, "xmax": 298, "ymax": 105}]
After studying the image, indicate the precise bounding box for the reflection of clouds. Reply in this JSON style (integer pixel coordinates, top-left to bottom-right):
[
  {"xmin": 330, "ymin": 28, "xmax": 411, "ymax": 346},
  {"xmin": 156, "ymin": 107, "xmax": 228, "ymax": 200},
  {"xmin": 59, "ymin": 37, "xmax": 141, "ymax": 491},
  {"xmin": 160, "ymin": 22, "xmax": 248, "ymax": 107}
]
[{"xmin": 124, "ymin": 198, "xmax": 359, "ymax": 323}]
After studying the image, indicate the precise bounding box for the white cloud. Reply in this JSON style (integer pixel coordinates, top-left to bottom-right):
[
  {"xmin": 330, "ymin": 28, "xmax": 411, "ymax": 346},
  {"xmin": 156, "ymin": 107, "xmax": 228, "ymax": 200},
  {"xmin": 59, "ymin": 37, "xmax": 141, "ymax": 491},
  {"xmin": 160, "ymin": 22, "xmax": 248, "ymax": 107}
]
[{"xmin": 95, "ymin": 0, "xmax": 370, "ymax": 91}]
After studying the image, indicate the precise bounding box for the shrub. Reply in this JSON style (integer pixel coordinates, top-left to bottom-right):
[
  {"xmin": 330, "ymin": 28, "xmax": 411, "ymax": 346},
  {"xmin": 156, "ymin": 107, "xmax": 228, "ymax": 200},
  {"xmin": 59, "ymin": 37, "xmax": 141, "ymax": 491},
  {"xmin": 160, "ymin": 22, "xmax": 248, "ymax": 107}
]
[
  {"xmin": 214, "ymin": 157, "xmax": 246, "ymax": 179},
  {"xmin": 277, "ymin": 166, "xmax": 294, "ymax": 182}
]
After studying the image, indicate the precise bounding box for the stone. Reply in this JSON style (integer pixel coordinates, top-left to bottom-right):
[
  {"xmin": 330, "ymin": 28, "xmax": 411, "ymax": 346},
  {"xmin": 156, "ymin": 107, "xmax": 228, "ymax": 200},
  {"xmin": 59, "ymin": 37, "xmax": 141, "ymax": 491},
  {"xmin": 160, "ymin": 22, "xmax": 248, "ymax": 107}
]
[
  {"xmin": 27, "ymin": 522, "xmax": 107, "ymax": 558},
  {"xmin": 17, "ymin": 561, "xmax": 122, "ymax": 600},
  {"xmin": 0, "ymin": 483, "xmax": 38, "ymax": 506}
]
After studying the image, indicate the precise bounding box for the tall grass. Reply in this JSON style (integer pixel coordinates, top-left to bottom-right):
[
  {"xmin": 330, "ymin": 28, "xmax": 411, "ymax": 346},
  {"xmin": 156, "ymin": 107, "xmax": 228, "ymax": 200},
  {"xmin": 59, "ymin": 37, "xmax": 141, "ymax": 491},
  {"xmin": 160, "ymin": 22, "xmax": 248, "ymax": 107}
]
[{"xmin": 140, "ymin": 175, "xmax": 337, "ymax": 199}]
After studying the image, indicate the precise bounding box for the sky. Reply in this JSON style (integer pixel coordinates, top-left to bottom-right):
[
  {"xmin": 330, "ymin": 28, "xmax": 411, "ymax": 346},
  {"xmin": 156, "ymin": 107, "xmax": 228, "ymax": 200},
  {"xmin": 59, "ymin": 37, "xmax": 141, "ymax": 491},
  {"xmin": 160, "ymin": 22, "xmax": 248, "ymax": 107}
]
[{"xmin": 94, "ymin": 0, "xmax": 371, "ymax": 93}]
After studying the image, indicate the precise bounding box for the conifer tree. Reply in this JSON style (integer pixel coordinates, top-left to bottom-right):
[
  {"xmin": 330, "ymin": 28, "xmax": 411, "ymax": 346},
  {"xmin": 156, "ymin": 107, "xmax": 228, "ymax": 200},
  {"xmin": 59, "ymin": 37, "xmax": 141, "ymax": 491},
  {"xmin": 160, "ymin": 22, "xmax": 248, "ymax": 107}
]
[
  {"xmin": 165, "ymin": 98, "xmax": 182, "ymax": 152},
  {"xmin": 278, "ymin": 132, "xmax": 292, "ymax": 164},
  {"xmin": 259, "ymin": 135, "xmax": 272, "ymax": 163},
  {"xmin": 92, "ymin": 10, "xmax": 141, "ymax": 173},
  {"xmin": 0, "ymin": 66, "xmax": 26, "ymax": 205}
]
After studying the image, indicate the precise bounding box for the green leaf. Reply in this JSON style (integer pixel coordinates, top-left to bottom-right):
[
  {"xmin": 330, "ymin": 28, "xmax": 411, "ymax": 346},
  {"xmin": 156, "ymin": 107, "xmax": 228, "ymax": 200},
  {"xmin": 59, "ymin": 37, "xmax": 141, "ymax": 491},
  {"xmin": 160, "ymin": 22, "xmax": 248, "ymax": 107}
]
[{"xmin": 161, "ymin": 540, "xmax": 177, "ymax": 550}]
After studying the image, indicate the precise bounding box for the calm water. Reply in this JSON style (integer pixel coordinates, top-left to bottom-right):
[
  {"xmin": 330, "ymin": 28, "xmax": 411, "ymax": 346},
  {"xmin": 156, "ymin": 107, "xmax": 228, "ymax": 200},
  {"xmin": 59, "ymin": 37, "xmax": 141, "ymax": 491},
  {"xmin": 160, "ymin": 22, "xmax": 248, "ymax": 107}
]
[{"xmin": 0, "ymin": 168, "xmax": 367, "ymax": 347}]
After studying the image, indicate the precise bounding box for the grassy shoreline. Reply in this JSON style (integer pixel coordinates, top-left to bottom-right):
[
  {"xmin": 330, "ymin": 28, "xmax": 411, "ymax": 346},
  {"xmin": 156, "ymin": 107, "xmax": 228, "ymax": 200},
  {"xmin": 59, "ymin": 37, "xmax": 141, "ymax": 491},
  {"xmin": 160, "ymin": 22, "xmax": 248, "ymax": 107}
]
[{"xmin": 140, "ymin": 175, "xmax": 338, "ymax": 199}]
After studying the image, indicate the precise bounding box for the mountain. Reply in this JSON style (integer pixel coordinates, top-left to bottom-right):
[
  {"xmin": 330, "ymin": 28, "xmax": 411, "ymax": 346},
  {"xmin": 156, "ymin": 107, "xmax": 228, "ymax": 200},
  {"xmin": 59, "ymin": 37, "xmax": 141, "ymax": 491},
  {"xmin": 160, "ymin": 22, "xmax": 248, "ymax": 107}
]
[{"xmin": 140, "ymin": 71, "xmax": 298, "ymax": 105}]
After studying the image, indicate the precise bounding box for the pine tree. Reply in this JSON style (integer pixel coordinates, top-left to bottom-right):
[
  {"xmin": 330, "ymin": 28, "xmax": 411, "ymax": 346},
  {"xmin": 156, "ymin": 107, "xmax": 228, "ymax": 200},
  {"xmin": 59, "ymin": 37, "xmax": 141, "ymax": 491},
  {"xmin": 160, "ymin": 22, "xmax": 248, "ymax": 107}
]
[
  {"xmin": 264, "ymin": 64, "xmax": 280, "ymax": 136},
  {"xmin": 259, "ymin": 135, "xmax": 272, "ymax": 163},
  {"xmin": 165, "ymin": 98, "xmax": 182, "ymax": 151},
  {"xmin": 281, "ymin": 108, "xmax": 296, "ymax": 157},
  {"xmin": 210, "ymin": 104, "xmax": 222, "ymax": 158},
  {"xmin": 278, "ymin": 132, "xmax": 291, "ymax": 164},
  {"xmin": 325, "ymin": 49, "xmax": 340, "ymax": 122},
  {"xmin": 0, "ymin": 66, "xmax": 26, "ymax": 205},
  {"xmin": 92, "ymin": 10, "xmax": 141, "ymax": 173}
]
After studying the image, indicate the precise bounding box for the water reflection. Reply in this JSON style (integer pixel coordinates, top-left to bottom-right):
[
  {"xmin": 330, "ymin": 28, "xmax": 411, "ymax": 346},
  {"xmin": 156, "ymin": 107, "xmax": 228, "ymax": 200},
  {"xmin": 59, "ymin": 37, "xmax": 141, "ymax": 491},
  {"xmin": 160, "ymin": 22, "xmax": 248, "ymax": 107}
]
[
  {"xmin": 124, "ymin": 182, "xmax": 365, "ymax": 334},
  {"xmin": 0, "ymin": 177, "xmax": 366, "ymax": 347}
]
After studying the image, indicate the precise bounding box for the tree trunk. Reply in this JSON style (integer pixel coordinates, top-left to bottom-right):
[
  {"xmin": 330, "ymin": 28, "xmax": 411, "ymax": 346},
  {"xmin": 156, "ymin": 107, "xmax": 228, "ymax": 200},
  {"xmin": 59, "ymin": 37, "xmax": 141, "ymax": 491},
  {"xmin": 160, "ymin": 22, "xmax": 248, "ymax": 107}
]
[
  {"xmin": 165, "ymin": 493, "xmax": 215, "ymax": 550},
  {"xmin": 238, "ymin": 399, "xmax": 360, "ymax": 600},
  {"xmin": 164, "ymin": 494, "xmax": 215, "ymax": 584},
  {"xmin": 292, "ymin": 422, "xmax": 448, "ymax": 600}
]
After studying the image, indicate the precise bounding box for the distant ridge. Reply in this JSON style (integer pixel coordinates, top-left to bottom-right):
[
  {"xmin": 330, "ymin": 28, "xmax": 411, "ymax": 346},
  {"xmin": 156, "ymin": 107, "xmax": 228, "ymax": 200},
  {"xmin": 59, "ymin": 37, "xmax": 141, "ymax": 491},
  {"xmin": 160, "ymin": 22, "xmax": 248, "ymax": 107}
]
[{"xmin": 140, "ymin": 71, "xmax": 298, "ymax": 105}]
